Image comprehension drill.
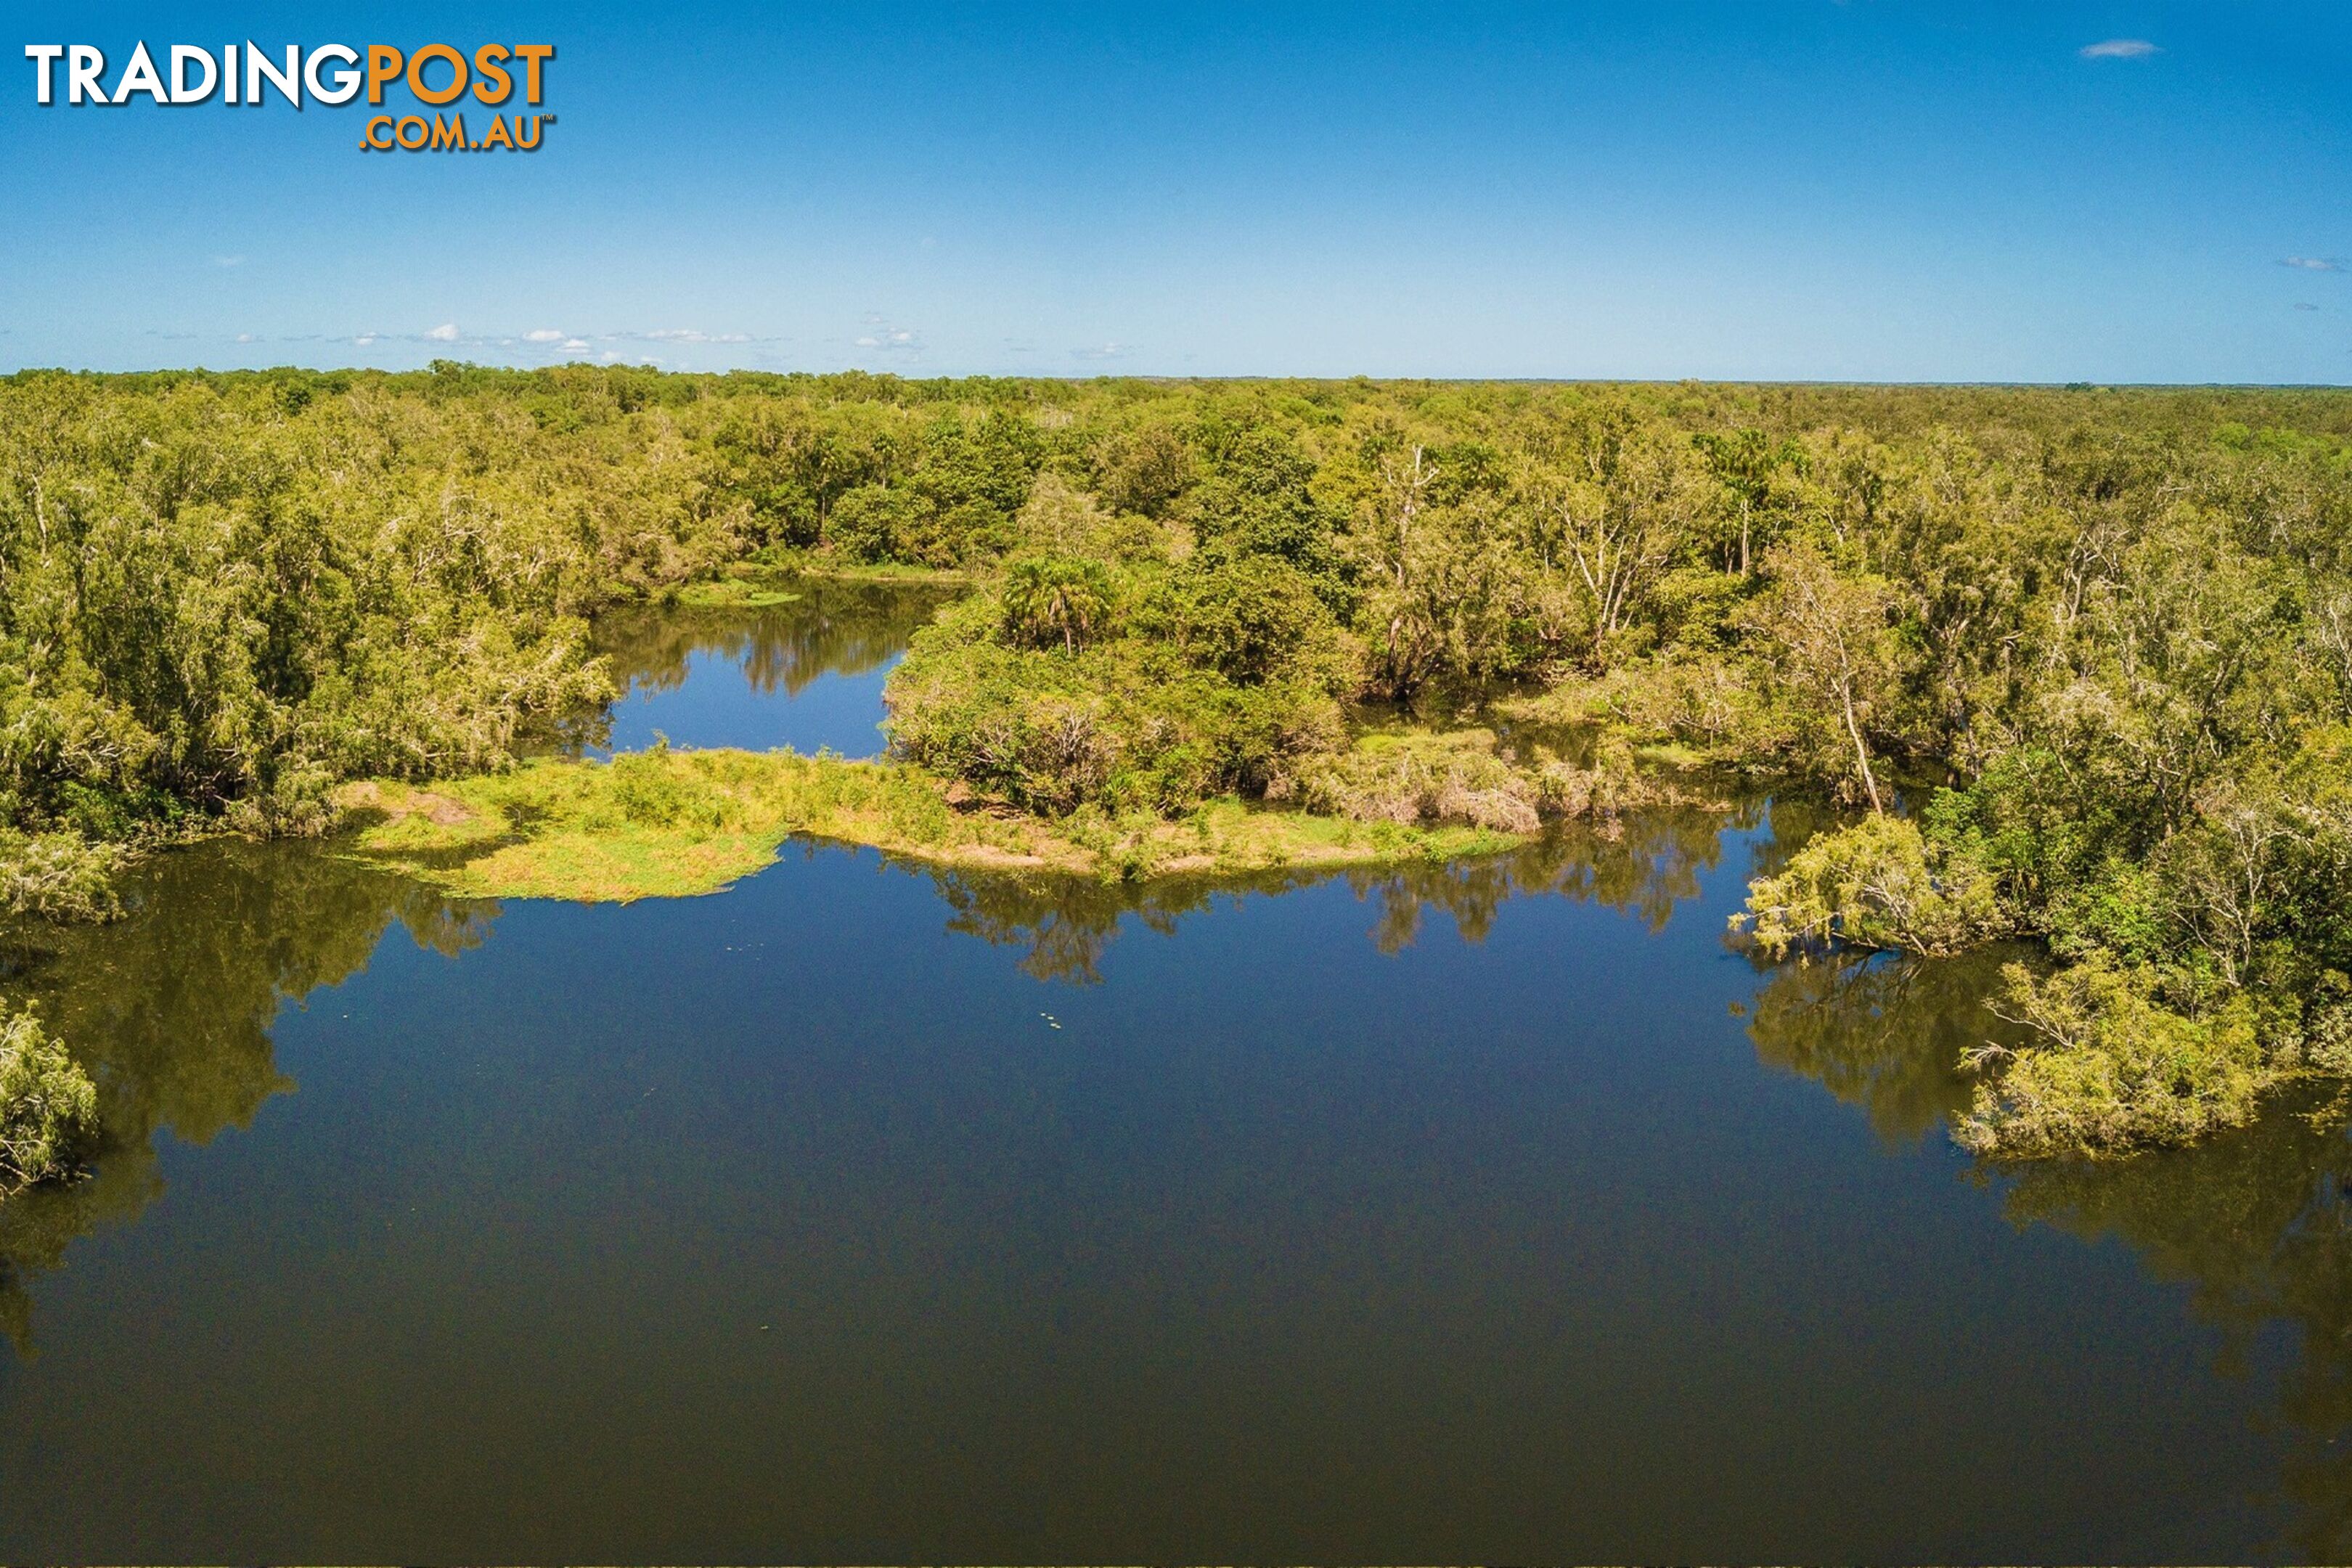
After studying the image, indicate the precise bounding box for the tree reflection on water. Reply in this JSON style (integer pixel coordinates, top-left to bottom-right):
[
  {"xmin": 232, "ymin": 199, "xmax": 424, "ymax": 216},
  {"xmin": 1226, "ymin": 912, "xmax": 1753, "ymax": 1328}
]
[
  {"xmin": 908, "ymin": 796, "xmax": 1760, "ymax": 986},
  {"xmin": 1998, "ymin": 1091, "xmax": 2352, "ymax": 1561},
  {"xmin": 0, "ymin": 841, "xmax": 493, "ymax": 1354},
  {"xmin": 1736, "ymin": 896, "xmax": 2352, "ymax": 1557}
]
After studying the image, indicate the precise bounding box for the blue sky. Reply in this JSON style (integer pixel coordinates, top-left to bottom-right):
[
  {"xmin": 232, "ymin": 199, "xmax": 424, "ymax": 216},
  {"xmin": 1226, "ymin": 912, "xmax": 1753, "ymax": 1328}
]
[{"xmin": 2, "ymin": 2, "xmax": 2346, "ymax": 382}]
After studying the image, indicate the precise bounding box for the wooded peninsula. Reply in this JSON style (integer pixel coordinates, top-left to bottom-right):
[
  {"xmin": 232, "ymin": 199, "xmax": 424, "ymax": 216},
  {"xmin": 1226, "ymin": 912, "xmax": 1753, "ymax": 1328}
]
[{"xmin": 3, "ymin": 364, "xmax": 2351, "ymax": 1180}]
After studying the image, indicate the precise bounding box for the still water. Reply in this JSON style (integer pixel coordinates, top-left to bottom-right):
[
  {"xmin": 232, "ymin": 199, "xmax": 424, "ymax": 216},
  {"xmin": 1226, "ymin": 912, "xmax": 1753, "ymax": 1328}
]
[
  {"xmin": 1, "ymin": 587, "xmax": 2348, "ymax": 1560},
  {"xmin": 558, "ymin": 578, "xmax": 961, "ymax": 757}
]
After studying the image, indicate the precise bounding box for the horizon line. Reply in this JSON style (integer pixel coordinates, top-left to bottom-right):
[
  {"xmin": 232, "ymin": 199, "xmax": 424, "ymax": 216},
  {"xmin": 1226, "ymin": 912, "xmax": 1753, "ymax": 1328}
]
[{"xmin": 4, "ymin": 363, "xmax": 2351, "ymax": 393}]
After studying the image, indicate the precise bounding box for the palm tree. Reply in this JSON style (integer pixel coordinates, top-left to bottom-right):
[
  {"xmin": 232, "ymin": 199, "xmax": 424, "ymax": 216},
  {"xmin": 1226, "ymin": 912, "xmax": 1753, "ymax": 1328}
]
[{"xmin": 1002, "ymin": 555, "xmax": 1116, "ymax": 653}]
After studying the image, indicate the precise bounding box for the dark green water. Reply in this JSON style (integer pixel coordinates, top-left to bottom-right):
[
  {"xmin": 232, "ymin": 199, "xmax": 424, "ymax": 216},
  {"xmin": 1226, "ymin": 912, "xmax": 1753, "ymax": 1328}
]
[{"xmin": 3, "ymin": 588, "xmax": 2350, "ymax": 1561}]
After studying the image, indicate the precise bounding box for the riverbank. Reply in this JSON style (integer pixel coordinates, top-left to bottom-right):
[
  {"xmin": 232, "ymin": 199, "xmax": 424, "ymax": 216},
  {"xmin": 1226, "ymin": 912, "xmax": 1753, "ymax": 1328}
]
[
  {"xmin": 660, "ymin": 558, "xmax": 976, "ymax": 611},
  {"xmin": 335, "ymin": 748, "xmax": 1523, "ymax": 901}
]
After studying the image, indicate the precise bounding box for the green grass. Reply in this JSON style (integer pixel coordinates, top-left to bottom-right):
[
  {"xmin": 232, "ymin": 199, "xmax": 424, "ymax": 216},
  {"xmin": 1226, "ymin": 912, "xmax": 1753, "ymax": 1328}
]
[
  {"xmin": 749, "ymin": 550, "xmax": 976, "ymax": 585},
  {"xmin": 336, "ymin": 749, "xmax": 1526, "ymax": 902},
  {"xmin": 669, "ymin": 580, "xmax": 803, "ymax": 609},
  {"xmin": 662, "ymin": 555, "xmax": 971, "ymax": 611}
]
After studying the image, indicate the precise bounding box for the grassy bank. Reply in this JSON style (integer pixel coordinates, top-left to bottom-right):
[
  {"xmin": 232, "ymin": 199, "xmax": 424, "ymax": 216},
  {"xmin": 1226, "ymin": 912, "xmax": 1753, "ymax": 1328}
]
[
  {"xmin": 738, "ymin": 553, "xmax": 979, "ymax": 587},
  {"xmin": 663, "ymin": 558, "xmax": 975, "ymax": 611},
  {"xmin": 336, "ymin": 747, "xmax": 1522, "ymax": 902}
]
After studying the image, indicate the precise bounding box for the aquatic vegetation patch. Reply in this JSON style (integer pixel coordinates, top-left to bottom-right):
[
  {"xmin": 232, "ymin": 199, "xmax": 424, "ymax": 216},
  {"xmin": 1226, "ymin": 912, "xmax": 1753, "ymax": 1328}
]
[
  {"xmin": 669, "ymin": 579, "xmax": 803, "ymax": 609},
  {"xmin": 1954, "ymin": 955, "xmax": 2274, "ymax": 1159},
  {"xmin": 1737, "ymin": 813, "xmax": 2009, "ymax": 960},
  {"xmin": 0, "ymin": 831, "xmax": 130, "ymax": 923},
  {"xmin": 0, "ymin": 1007, "xmax": 97, "ymax": 1199},
  {"xmin": 337, "ymin": 749, "xmax": 1522, "ymax": 902}
]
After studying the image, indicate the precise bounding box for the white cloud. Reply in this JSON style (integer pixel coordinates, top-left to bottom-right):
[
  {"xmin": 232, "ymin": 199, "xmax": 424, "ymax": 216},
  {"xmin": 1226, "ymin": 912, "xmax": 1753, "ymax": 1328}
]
[
  {"xmin": 852, "ymin": 318, "xmax": 925, "ymax": 356},
  {"xmin": 212, "ymin": 254, "xmax": 245, "ymax": 269},
  {"xmin": 290, "ymin": 322, "xmax": 782, "ymax": 361},
  {"xmin": 234, "ymin": 332, "xmax": 256, "ymax": 343},
  {"xmin": 2079, "ymin": 38, "xmax": 2159, "ymax": 59},
  {"xmin": 1071, "ymin": 341, "xmax": 1136, "ymax": 362},
  {"xmin": 2282, "ymin": 257, "xmax": 2345, "ymax": 271}
]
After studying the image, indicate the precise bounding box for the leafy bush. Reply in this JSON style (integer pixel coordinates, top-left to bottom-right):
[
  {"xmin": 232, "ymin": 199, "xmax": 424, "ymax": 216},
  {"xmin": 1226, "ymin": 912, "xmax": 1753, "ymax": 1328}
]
[
  {"xmin": 888, "ymin": 594, "xmax": 1345, "ymax": 817},
  {"xmin": 1089, "ymin": 420, "xmax": 1191, "ymax": 517},
  {"xmin": 1131, "ymin": 556, "xmax": 1349, "ymax": 687},
  {"xmin": 1186, "ymin": 425, "xmax": 1340, "ymax": 578},
  {"xmin": 1738, "ymin": 812, "xmax": 2009, "ymax": 958},
  {"xmin": 1956, "ymin": 955, "xmax": 2269, "ymax": 1157},
  {"xmin": 0, "ymin": 830, "xmax": 128, "ymax": 922},
  {"xmin": 826, "ymin": 483, "xmax": 932, "ymax": 565},
  {"xmin": 0, "ymin": 1008, "xmax": 98, "ymax": 1196},
  {"xmin": 1291, "ymin": 731, "xmax": 1541, "ymax": 834},
  {"xmin": 1526, "ymin": 656, "xmax": 1779, "ymax": 756}
]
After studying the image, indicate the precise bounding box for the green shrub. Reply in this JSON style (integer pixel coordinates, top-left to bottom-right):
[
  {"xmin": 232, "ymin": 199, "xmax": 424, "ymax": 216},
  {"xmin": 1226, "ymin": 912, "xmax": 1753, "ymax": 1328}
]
[
  {"xmin": 0, "ymin": 830, "xmax": 128, "ymax": 923},
  {"xmin": 826, "ymin": 483, "xmax": 934, "ymax": 564},
  {"xmin": 887, "ymin": 599, "xmax": 1347, "ymax": 818},
  {"xmin": 1956, "ymin": 955, "xmax": 2269, "ymax": 1158},
  {"xmin": 1509, "ymin": 656, "xmax": 1779, "ymax": 759},
  {"xmin": 1291, "ymin": 731, "xmax": 1541, "ymax": 834},
  {"xmin": 0, "ymin": 1008, "xmax": 98, "ymax": 1196},
  {"xmin": 1737, "ymin": 812, "xmax": 2009, "ymax": 958},
  {"xmin": 1132, "ymin": 556, "xmax": 1347, "ymax": 687}
]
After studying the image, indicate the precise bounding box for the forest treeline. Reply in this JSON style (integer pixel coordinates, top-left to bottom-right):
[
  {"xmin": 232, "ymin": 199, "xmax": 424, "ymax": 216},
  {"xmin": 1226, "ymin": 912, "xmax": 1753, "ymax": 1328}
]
[{"xmin": 7, "ymin": 362, "xmax": 2352, "ymax": 1158}]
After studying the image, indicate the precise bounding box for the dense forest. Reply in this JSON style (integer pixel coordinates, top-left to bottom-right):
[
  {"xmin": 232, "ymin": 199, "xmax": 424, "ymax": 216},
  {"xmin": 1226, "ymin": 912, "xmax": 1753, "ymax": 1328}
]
[{"xmin": 5, "ymin": 364, "xmax": 2352, "ymax": 1165}]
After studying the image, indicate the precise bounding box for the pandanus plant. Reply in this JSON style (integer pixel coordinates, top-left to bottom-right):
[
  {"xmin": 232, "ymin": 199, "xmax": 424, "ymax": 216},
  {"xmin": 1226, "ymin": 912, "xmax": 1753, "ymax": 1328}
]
[{"xmin": 1001, "ymin": 555, "xmax": 1118, "ymax": 653}]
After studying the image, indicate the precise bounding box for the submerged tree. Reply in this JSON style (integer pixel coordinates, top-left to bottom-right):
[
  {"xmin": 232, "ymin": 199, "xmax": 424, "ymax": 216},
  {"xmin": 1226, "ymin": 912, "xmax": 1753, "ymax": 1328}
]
[{"xmin": 0, "ymin": 1008, "xmax": 95, "ymax": 1197}]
